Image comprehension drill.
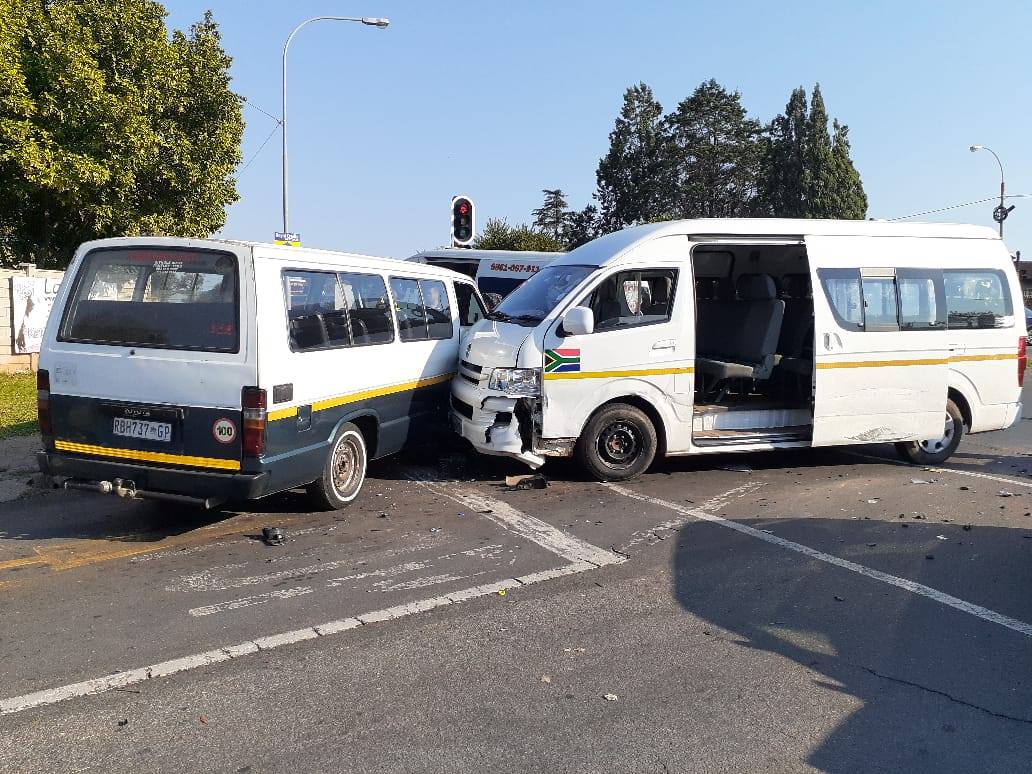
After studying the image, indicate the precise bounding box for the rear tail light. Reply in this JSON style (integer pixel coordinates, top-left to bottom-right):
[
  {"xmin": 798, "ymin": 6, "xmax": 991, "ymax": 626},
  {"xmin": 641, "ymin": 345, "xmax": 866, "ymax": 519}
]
[
  {"xmin": 36, "ymin": 369, "xmax": 53, "ymax": 436},
  {"xmin": 241, "ymin": 386, "xmax": 267, "ymax": 458},
  {"xmin": 1019, "ymin": 337, "xmax": 1027, "ymax": 388}
]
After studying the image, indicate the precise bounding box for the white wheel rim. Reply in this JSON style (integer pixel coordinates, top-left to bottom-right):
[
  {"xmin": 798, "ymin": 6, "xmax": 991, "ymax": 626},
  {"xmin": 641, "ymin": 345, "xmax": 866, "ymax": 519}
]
[
  {"xmin": 918, "ymin": 412, "xmax": 955, "ymax": 454},
  {"xmin": 331, "ymin": 431, "xmax": 365, "ymax": 501}
]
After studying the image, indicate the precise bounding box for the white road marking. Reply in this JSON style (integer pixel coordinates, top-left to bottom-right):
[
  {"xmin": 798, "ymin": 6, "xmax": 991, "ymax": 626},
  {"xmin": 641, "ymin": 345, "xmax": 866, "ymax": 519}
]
[
  {"xmin": 606, "ymin": 483, "xmax": 1032, "ymax": 639},
  {"xmin": 413, "ymin": 477, "xmax": 625, "ymax": 567},
  {"xmin": 846, "ymin": 451, "xmax": 1032, "ymax": 489},
  {"xmin": 188, "ymin": 587, "xmax": 314, "ymax": 617},
  {"xmin": 0, "ymin": 562, "xmax": 596, "ymax": 716},
  {"xmin": 620, "ymin": 483, "xmax": 764, "ymax": 551}
]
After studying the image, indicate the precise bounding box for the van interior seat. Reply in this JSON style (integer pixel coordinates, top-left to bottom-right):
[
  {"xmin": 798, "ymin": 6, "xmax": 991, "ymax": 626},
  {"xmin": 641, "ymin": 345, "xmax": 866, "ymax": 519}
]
[
  {"xmin": 696, "ymin": 273, "xmax": 785, "ymax": 381},
  {"xmin": 776, "ymin": 273, "xmax": 814, "ymax": 364}
]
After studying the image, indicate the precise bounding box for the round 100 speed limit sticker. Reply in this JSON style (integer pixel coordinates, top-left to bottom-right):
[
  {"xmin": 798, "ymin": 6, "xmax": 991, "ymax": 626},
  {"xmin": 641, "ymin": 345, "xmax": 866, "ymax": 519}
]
[{"xmin": 212, "ymin": 417, "xmax": 237, "ymax": 444}]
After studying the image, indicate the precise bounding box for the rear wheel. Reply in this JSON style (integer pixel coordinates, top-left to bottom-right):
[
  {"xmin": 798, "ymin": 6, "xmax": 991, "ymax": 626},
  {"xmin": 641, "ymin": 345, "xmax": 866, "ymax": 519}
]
[
  {"xmin": 575, "ymin": 403, "xmax": 658, "ymax": 482},
  {"xmin": 895, "ymin": 399, "xmax": 964, "ymax": 465},
  {"xmin": 308, "ymin": 423, "xmax": 367, "ymax": 510}
]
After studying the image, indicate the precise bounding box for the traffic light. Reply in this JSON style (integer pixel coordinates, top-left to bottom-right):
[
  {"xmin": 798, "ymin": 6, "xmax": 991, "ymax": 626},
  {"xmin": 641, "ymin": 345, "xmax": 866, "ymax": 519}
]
[{"xmin": 451, "ymin": 195, "xmax": 475, "ymax": 247}]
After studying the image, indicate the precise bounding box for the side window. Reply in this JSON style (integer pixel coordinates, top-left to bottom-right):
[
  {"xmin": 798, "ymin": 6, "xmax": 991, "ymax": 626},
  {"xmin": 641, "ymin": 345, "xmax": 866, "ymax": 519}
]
[
  {"xmin": 454, "ymin": 282, "xmax": 487, "ymax": 326},
  {"xmin": 420, "ymin": 279, "xmax": 453, "ymax": 340},
  {"xmin": 284, "ymin": 270, "xmax": 350, "ymax": 351},
  {"xmin": 944, "ymin": 270, "xmax": 1013, "ymax": 329},
  {"xmin": 897, "ymin": 270, "xmax": 946, "ymax": 330},
  {"xmin": 860, "ymin": 275, "xmax": 899, "ymax": 331},
  {"xmin": 818, "ymin": 269, "xmax": 863, "ymax": 330},
  {"xmin": 588, "ymin": 269, "xmax": 677, "ymax": 332},
  {"xmin": 389, "ymin": 277, "xmax": 428, "ymax": 341},
  {"xmin": 338, "ymin": 272, "xmax": 394, "ymax": 345}
]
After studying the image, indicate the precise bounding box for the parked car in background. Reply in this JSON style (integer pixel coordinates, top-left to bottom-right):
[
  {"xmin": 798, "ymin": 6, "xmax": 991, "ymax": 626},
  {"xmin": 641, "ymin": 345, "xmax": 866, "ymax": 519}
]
[{"xmin": 408, "ymin": 249, "xmax": 561, "ymax": 307}]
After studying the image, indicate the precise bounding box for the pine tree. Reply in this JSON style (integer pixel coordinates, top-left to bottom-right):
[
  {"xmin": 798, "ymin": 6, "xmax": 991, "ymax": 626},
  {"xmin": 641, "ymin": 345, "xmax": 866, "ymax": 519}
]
[
  {"xmin": 531, "ymin": 189, "xmax": 569, "ymax": 240},
  {"xmin": 664, "ymin": 79, "xmax": 764, "ymax": 218},
  {"xmin": 802, "ymin": 84, "xmax": 836, "ymax": 217},
  {"xmin": 829, "ymin": 120, "xmax": 868, "ymax": 219},
  {"xmin": 595, "ymin": 83, "xmax": 668, "ymax": 231},
  {"xmin": 760, "ymin": 87, "xmax": 808, "ymax": 216},
  {"xmin": 563, "ymin": 205, "xmax": 601, "ymax": 249}
]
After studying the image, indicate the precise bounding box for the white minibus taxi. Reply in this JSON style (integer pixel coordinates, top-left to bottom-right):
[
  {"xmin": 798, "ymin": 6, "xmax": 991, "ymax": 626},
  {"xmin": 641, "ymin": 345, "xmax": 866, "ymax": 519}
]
[
  {"xmin": 37, "ymin": 237, "xmax": 488, "ymax": 508},
  {"xmin": 450, "ymin": 219, "xmax": 1026, "ymax": 480},
  {"xmin": 408, "ymin": 249, "xmax": 560, "ymax": 302}
]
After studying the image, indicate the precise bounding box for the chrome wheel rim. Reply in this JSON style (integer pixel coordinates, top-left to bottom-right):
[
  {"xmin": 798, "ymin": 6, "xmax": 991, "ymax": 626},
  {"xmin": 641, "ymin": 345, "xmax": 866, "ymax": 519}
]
[
  {"xmin": 331, "ymin": 434, "xmax": 363, "ymax": 499},
  {"xmin": 918, "ymin": 411, "xmax": 955, "ymax": 454},
  {"xmin": 597, "ymin": 421, "xmax": 641, "ymax": 467}
]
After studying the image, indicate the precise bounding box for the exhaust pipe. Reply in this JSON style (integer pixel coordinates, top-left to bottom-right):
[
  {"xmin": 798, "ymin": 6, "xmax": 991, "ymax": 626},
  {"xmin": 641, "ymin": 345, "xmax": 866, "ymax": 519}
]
[{"xmin": 61, "ymin": 478, "xmax": 224, "ymax": 509}]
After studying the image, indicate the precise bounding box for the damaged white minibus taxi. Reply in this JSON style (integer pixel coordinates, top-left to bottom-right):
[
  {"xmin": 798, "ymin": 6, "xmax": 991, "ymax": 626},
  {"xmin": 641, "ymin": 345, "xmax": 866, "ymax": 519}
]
[{"xmin": 450, "ymin": 219, "xmax": 1026, "ymax": 480}]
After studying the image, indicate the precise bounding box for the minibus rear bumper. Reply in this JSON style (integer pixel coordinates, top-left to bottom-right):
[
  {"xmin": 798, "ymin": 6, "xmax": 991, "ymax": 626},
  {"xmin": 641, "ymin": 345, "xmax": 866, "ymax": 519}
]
[{"xmin": 37, "ymin": 450, "xmax": 269, "ymax": 507}]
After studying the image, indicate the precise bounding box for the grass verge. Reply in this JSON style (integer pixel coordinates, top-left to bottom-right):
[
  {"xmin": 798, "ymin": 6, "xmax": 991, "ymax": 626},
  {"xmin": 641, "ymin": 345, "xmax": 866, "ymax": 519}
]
[{"xmin": 0, "ymin": 372, "xmax": 37, "ymax": 440}]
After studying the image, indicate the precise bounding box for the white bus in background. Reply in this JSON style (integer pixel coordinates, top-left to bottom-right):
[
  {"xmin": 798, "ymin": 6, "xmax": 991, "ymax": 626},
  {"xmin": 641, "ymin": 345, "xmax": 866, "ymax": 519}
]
[
  {"xmin": 450, "ymin": 219, "xmax": 1026, "ymax": 481},
  {"xmin": 408, "ymin": 249, "xmax": 561, "ymax": 306}
]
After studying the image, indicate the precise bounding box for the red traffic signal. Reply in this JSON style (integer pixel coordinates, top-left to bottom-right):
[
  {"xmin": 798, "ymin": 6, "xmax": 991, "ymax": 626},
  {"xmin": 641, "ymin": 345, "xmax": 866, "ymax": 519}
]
[{"xmin": 451, "ymin": 196, "xmax": 475, "ymax": 247}]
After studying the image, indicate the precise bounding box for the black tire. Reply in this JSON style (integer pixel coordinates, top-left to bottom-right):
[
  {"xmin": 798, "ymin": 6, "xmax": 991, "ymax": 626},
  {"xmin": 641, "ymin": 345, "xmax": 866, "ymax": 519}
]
[
  {"xmin": 308, "ymin": 423, "xmax": 368, "ymax": 510},
  {"xmin": 895, "ymin": 399, "xmax": 964, "ymax": 465},
  {"xmin": 575, "ymin": 403, "xmax": 658, "ymax": 482}
]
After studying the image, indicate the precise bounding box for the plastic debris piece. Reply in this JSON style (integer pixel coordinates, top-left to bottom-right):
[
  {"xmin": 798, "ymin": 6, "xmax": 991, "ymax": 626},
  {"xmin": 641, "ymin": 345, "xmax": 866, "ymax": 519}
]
[
  {"xmin": 998, "ymin": 490, "xmax": 1015, "ymax": 497},
  {"xmin": 936, "ymin": 534, "xmax": 948, "ymax": 540},
  {"xmin": 834, "ymin": 595, "xmax": 845, "ymax": 602},
  {"xmin": 497, "ymin": 589, "xmax": 506, "ymax": 597},
  {"xmin": 867, "ymin": 499, "xmax": 879, "ymax": 504},
  {"xmin": 199, "ymin": 714, "xmax": 209, "ymax": 725},
  {"xmin": 603, "ymin": 693, "xmax": 618, "ymax": 702},
  {"xmin": 429, "ymin": 527, "xmax": 441, "ymax": 533},
  {"xmin": 959, "ymin": 486, "xmax": 970, "ymax": 491},
  {"xmin": 261, "ymin": 527, "xmax": 285, "ymax": 546},
  {"xmin": 505, "ymin": 473, "xmax": 548, "ymax": 490},
  {"xmin": 541, "ymin": 675, "xmax": 552, "ymax": 684},
  {"xmin": 117, "ymin": 718, "xmax": 128, "ymax": 727}
]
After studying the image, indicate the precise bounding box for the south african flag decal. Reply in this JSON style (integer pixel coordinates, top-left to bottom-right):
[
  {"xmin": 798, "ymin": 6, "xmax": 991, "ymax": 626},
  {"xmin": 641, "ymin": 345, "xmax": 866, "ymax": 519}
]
[{"xmin": 545, "ymin": 348, "xmax": 581, "ymax": 373}]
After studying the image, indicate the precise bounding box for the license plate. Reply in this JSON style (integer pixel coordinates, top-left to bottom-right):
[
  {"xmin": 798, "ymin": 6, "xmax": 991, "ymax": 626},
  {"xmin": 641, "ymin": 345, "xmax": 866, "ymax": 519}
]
[{"xmin": 112, "ymin": 417, "xmax": 172, "ymax": 442}]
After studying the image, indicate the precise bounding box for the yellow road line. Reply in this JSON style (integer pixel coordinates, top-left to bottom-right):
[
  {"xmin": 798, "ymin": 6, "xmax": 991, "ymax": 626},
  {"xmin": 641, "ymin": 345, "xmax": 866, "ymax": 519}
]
[
  {"xmin": 544, "ymin": 367, "xmax": 694, "ymax": 381},
  {"xmin": 54, "ymin": 440, "xmax": 240, "ymax": 470}
]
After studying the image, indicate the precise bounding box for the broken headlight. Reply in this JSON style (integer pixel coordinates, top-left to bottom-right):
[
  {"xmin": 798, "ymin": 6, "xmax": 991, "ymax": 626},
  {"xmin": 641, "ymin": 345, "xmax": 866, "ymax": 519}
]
[{"xmin": 488, "ymin": 368, "xmax": 541, "ymax": 395}]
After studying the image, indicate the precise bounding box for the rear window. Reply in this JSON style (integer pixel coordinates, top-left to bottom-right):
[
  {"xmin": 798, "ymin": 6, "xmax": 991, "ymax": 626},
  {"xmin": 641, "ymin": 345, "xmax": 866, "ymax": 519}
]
[
  {"xmin": 944, "ymin": 269, "xmax": 1013, "ymax": 329},
  {"xmin": 59, "ymin": 247, "xmax": 239, "ymax": 352}
]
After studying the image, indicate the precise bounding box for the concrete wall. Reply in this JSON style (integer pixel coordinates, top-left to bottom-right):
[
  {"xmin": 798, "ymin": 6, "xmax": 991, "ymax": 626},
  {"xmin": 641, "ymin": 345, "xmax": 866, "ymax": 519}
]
[{"xmin": 1, "ymin": 265, "xmax": 65, "ymax": 374}]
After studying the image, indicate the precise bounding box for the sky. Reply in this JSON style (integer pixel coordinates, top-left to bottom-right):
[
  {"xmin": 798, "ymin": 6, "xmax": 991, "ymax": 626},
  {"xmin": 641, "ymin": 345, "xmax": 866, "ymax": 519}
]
[{"xmin": 164, "ymin": 0, "xmax": 1032, "ymax": 259}]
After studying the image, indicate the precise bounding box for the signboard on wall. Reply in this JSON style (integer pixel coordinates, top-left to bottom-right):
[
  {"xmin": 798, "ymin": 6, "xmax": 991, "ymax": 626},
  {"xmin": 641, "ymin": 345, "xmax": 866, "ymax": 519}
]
[{"xmin": 11, "ymin": 276, "xmax": 61, "ymax": 354}]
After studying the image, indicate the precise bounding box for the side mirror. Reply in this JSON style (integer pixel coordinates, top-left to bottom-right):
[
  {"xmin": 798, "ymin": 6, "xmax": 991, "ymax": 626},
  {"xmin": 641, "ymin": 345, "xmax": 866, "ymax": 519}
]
[{"xmin": 561, "ymin": 306, "xmax": 594, "ymax": 336}]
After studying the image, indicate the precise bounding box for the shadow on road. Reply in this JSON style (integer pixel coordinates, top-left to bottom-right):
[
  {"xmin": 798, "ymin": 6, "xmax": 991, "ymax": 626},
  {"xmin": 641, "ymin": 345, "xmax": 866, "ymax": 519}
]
[{"xmin": 671, "ymin": 516, "xmax": 1032, "ymax": 773}]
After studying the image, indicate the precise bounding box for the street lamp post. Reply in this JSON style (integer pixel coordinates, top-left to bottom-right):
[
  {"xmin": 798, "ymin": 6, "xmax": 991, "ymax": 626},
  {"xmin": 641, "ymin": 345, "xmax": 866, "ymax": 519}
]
[
  {"xmin": 969, "ymin": 144, "xmax": 1010, "ymax": 238},
  {"xmin": 282, "ymin": 16, "xmax": 389, "ymax": 235}
]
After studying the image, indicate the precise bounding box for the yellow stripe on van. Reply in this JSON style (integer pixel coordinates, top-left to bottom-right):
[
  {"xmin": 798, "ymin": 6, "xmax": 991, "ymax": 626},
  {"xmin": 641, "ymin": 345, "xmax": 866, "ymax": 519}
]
[
  {"xmin": 816, "ymin": 358, "xmax": 949, "ymax": 370},
  {"xmin": 950, "ymin": 353, "xmax": 1018, "ymax": 363},
  {"xmin": 54, "ymin": 440, "xmax": 241, "ymax": 471},
  {"xmin": 543, "ymin": 366, "xmax": 694, "ymax": 381},
  {"xmin": 268, "ymin": 372, "xmax": 456, "ymax": 421}
]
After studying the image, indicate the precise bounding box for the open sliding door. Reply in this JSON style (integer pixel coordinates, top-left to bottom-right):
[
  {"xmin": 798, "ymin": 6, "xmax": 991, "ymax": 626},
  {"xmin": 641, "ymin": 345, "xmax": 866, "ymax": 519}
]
[{"xmin": 805, "ymin": 235, "xmax": 949, "ymax": 447}]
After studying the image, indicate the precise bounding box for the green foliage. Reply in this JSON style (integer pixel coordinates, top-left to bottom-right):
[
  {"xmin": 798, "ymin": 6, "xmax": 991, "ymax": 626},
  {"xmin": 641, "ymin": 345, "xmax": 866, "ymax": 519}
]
[
  {"xmin": 0, "ymin": 1, "xmax": 243, "ymax": 269},
  {"xmin": 762, "ymin": 83, "xmax": 866, "ymax": 219},
  {"xmin": 0, "ymin": 372, "xmax": 37, "ymax": 439},
  {"xmin": 664, "ymin": 79, "xmax": 765, "ymax": 218},
  {"xmin": 563, "ymin": 204, "xmax": 601, "ymax": 249},
  {"xmin": 473, "ymin": 218, "xmax": 565, "ymax": 252},
  {"xmin": 531, "ymin": 189, "xmax": 569, "ymax": 240},
  {"xmin": 596, "ymin": 82, "xmax": 668, "ymax": 231}
]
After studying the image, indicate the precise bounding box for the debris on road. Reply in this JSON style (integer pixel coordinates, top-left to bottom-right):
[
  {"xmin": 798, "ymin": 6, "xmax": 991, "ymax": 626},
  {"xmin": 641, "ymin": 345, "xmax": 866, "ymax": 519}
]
[
  {"xmin": 963, "ymin": 524, "xmax": 972, "ymax": 531},
  {"xmin": 261, "ymin": 527, "xmax": 285, "ymax": 546},
  {"xmin": 866, "ymin": 499, "xmax": 879, "ymax": 504},
  {"xmin": 936, "ymin": 535, "xmax": 948, "ymax": 540},
  {"xmin": 505, "ymin": 473, "xmax": 548, "ymax": 490},
  {"xmin": 998, "ymin": 490, "xmax": 1015, "ymax": 498},
  {"xmin": 199, "ymin": 714, "xmax": 209, "ymax": 725},
  {"xmin": 960, "ymin": 486, "xmax": 970, "ymax": 491},
  {"xmin": 117, "ymin": 718, "xmax": 128, "ymax": 727},
  {"xmin": 541, "ymin": 675, "xmax": 552, "ymax": 684},
  {"xmin": 910, "ymin": 478, "xmax": 933, "ymax": 485},
  {"xmin": 603, "ymin": 693, "xmax": 618, "ymax": 702},
  {"xmin": 721, "ymin": 464, "xmax": 753, "ymax": 473}
]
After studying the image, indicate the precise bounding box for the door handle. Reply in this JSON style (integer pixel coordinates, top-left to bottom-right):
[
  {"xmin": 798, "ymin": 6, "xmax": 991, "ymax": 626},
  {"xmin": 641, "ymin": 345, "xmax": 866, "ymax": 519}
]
[
  {"xmin": 822, "ymin": 333, "xmax": 843, "ymax": 351},
  {"xmin": 652, "ymin": 339, "xmax": 676, "ymax": 350}
]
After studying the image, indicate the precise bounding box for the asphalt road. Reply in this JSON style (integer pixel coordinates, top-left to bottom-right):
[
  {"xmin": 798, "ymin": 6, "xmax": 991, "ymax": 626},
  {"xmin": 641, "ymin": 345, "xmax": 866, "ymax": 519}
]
[{"xmin": 1, "ymin": 392, "xmax": 1031, "ymax": 773}]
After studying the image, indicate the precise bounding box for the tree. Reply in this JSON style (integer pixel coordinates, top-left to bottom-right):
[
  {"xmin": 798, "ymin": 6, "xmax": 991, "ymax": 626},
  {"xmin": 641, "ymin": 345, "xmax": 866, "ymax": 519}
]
[
  {"xmin": 595, "ymin": 82, "xmax": 668, "ymax": 231},
  {"xmin": 0, "ymin": 1, "xmax": 243, "ymax": 269},
  {"xmin": 663, "ymin": 79, "xmax": 764, "ymax": 218},
  {"xmin": 563, "ymin": 204, "xmax": 601, "ymax": 249},
  {"xmin": 472, "ymin": 218, "xmax": 564, "ymax": 252},
  {"xmin": 531, "ymin": 189, "xmax": 569, "ymax": 240},
  {"xmin": 760, "ymin": 83, "xmax": 867, "ymax": 219}
]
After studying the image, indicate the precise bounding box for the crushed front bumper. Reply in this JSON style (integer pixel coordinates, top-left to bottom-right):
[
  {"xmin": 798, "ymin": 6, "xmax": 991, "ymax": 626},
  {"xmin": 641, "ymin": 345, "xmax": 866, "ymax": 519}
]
[{"xmin": 450, "ymin": 377, "xmax": 545, "ymax": 468}]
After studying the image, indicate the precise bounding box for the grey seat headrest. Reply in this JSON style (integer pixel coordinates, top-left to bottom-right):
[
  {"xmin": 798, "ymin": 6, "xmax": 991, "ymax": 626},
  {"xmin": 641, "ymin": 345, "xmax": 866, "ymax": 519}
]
[{"xmin": 737, "ymin": 273, "xmax": 777, "ymax": 301}]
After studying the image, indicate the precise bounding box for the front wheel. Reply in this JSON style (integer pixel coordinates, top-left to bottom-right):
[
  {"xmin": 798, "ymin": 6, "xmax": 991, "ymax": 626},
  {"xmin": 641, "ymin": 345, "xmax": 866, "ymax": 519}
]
[
  {"xmin": 308, "ymin": 423, "xmax": 368, "ymax": 510},
  {"xmin": 575, "ymin": 403, "xmax": 658, "ymax": 482},
  {"xmin": 895, "ymin": 399, "xmax": 964, "ymax": 465}
]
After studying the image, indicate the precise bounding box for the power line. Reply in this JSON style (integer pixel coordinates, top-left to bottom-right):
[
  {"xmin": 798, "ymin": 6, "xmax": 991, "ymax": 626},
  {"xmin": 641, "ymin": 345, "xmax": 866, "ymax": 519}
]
[
  {"xmin": 887, "ymin": 194, "xmax": 1031, "ymax": 221},
  {"xmin": 238, "ymin": 123, "xmax": 281, "ymax": 174},
  {"xmin": 238, "ymin": 95, "xmax": 281, "ymax": 125}
]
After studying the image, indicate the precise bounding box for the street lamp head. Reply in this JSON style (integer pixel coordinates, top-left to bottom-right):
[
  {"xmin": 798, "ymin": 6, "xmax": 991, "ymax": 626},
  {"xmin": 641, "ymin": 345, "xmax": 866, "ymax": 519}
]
[
  {"xmin": 361, "ymin": 17, "xmax": 390, "ymax": 28},
  {"xmin": 970, "ymin": 145, "xmax": 983, "ymax": 152}
]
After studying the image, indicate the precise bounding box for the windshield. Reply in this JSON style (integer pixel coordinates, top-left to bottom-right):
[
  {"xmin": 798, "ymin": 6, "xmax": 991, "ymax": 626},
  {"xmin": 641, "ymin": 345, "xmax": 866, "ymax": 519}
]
[{"xmin": 490, "ymin": 265, "xmax": 596, "ymax": 324}]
